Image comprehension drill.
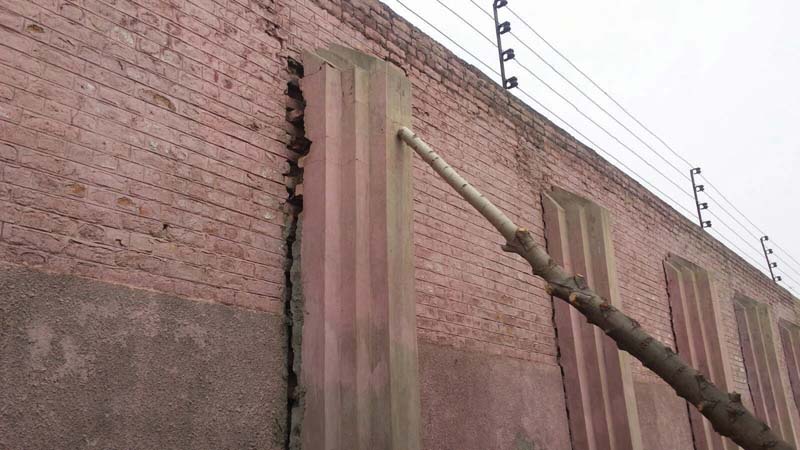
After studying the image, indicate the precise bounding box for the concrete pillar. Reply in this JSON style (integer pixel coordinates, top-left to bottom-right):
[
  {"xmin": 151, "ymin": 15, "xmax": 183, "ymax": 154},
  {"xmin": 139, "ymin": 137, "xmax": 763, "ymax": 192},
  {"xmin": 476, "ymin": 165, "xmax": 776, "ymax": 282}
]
[
  {"xmin": 778, "ymin": 320, "xmax": 800, "ymax": 416},
  {"xmin": 299, "ymin": 45, "xmax": 420, "ymax": 450},
  {"xmin": 734, "ymin": 295, "xmax": 798, "ymax": 447},
  {"xmin": 664, "ymin": 255, "xmax": 736, "ymax": 450},
  {"xmin": 542, "ymin": 187, "xmax": 643, "ymax": 450}
]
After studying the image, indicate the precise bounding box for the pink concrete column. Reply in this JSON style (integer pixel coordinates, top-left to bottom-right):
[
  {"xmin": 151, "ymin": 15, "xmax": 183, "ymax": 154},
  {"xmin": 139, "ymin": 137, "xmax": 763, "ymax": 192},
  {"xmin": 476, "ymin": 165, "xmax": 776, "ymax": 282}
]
[
  {"xmin": 779, "ymin": 320, "xmax": 800, "ymax": 414},
  {"xmin": 734, "ymin": 295, "xmax": 797, "ymax": 446},
  {"xmin": 300, "ymin": 46, "xmax": 420, "ymax": 450},
  {"xmin": 542, "ymin": 187, "xmax": 643, "ymax": 450},
  {"xmin": 663, "ymin": 255, "xmax": 736, "ymax": 450}
]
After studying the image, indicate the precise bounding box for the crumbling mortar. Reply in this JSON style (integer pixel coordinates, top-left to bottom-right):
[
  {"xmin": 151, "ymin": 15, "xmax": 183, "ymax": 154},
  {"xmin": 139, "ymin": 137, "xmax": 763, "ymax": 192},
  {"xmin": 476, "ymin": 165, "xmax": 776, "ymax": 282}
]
[{"xmin": 283, "ymin": 56, "xmax": 307, "ymax": 450}]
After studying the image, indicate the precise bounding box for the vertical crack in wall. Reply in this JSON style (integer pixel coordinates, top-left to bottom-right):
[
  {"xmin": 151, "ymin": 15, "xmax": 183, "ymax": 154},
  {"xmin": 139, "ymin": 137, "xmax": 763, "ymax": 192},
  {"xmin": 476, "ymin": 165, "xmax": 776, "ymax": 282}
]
[
  {"xmin": 283, "ymin": 57, "xmax": 308, "ymax": 450},
  {"xmin": 552, "ymin": 288, "xmax": 577, "ymax": 450},
  {"xmin": 661, "ymin": 263, "xmax": 701, "ymax": 450},
  {"xmin": 540, "ymin": 194, "xmax": 578, "ymax": 450}
]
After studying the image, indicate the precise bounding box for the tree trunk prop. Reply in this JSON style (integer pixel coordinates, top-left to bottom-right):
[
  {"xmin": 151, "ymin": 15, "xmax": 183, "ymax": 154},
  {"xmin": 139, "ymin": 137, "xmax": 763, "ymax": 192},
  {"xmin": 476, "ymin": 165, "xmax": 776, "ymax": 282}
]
[{"xmin": 398, "ymin": 127, "xmax": 794, "ymax": 450}]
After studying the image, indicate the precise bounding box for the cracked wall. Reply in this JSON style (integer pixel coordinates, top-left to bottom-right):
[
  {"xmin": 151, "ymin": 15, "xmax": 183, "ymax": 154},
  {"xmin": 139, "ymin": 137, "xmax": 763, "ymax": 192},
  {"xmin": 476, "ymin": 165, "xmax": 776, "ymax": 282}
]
[
  {"xmin": 0, "ymin": 0, "xmax": 798, "ymax": 449},
  {"xmin": 283, "ymin": 56, "xmax": 306, "ymax": 450}
]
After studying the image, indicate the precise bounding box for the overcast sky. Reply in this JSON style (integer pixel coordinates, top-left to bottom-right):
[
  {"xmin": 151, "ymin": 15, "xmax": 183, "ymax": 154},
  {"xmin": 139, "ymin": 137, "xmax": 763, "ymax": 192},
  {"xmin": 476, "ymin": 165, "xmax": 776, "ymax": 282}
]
[{"xmin": 379, "ymin": 0, "xmax": 800, "ymax": 293}]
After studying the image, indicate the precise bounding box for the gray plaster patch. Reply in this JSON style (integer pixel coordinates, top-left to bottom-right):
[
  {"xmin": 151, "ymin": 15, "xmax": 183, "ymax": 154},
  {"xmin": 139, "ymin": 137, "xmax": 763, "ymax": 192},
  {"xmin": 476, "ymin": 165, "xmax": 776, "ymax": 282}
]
[{"xmin": 0, "ymin": 265, "xmax": 287, "ymax": 450}]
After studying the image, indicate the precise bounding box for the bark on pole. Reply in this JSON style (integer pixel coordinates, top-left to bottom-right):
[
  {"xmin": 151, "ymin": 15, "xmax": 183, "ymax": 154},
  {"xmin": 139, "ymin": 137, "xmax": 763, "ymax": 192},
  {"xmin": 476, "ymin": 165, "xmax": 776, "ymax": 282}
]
[{"xmin": 398, "ymin": 126, "xmax": 795, "ymax": 450}]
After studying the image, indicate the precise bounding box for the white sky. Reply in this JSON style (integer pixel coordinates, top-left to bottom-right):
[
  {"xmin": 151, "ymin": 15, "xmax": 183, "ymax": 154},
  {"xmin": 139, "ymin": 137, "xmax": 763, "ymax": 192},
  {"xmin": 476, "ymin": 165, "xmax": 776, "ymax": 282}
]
[{"xmin": 380, "ymin": 0, "xmax": 800, "ymax": 293}]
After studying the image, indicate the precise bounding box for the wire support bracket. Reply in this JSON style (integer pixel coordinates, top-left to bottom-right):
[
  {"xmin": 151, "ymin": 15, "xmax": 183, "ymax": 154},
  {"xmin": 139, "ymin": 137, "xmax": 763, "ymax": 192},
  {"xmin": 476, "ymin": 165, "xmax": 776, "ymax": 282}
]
[
  {"xmin": 760, "ymin": 236, "xmax": 782, "ymax": 283},
  {"xmin": 492, "ymin": 0, "xmax": 518, "ymax": 89},
  {"xmin": 690, "ymin": 167, "xmax": 711, "ymax": 229}
]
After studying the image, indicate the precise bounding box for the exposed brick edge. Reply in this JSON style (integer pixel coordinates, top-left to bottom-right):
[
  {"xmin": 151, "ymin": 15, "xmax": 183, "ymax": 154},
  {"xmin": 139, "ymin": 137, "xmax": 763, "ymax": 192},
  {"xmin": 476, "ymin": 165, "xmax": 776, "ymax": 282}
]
[{"xmin": 283, "ymin": 56, "xmax": 307, "ymax": 450}]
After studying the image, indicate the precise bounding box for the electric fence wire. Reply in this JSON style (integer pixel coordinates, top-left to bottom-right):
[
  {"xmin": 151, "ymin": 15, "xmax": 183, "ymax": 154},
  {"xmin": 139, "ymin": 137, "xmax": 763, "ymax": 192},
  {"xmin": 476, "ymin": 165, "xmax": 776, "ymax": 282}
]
[
  {"xmin": 483, "ymin": 0, "xmax": 800, "ymax": 285},
  {"xmin": 506, "ymin": 4, "xmax": 695, "ymax": 168},
  {"xmin": 437, "ymin": 0, "xmax": 694, "ymax": 200},
  {"xmin": 392, "ymin": 0, "xmax": 698, "ymax": 220},
  {"xmin": 396, "ymin": 0, "xmax": 775, "ymax": 275},
  {"xmin": 701, "ymin": 186, "xmax": 800, "ymax": 283},
  {"xmin": 708, "ymin": 227, "xmax": 776, "ymax": 274},
  {"xmin": 467, "ymin": 0, "xmax": 694, "ymax": 182},
  {"xmin": 391, "ymin": 0, "xmax": 799, "ymax": 289},
  {"xmin": 705, "ymin": 186, "xmax": 800, "ymax": 280},
  {"xmin": 704, "ymin": 209, "xmax": 773, "ymax": 260},
  {"xmin": 497, "ymin": 2, "xmax": 800, "ymax": 283},
  {"xmin": 507, "ymin": 3, "xmax": 799, "ymax": 271},
  {"xmin": 702, "ymin": 205, "xmax": 800, "ymax": 287}
]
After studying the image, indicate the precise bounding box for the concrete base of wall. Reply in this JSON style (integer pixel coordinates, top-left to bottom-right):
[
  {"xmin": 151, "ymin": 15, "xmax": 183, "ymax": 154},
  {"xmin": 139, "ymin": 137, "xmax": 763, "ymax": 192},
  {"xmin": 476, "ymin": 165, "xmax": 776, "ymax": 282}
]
[
  {"xmin": 0, "ymin": 265, "xmax": 286, "ymax": 450},
  {"xmin": 419, "ymin": 342, "xmax": 572, "ymax": 450}
]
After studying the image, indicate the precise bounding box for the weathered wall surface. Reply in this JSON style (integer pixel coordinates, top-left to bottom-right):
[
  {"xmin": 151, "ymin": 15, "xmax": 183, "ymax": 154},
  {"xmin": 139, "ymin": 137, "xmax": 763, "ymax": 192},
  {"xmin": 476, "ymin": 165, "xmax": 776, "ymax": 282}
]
[
  {"xmin": 634, "ymin": 380, "xmax": 696, "ymax": 450},
  {"xmin": 0, "ymin": 265, "xmax": 286, "ymax": 449},
  {"xmin": 418, "ymin": 342, "xmax": 572, "ymax": 450},
  {"xmin": 0, "ymin": 0, "xmax": 798, "ymax": 448}
]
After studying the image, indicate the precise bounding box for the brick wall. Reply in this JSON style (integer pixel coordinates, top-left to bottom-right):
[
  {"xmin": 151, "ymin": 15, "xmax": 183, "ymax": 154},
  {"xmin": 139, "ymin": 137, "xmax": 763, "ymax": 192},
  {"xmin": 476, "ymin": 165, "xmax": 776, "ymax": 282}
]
[
  {"xmin": 0, "ymin": 0, "xmax": 289, "ymax": 313},
  {"xmin": 1, "ymin": 0, "xmax": 798, "ymax": 448}
]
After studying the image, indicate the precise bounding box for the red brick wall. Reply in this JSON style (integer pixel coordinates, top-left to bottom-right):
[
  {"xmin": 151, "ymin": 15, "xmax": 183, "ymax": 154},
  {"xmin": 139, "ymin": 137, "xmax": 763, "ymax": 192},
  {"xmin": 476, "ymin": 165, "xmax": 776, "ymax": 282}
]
[
  {"xmin": 0, "ymin": 0, "xmax": 289, "ymax": 313},
  {"xmin": 1, "ymin": 0, "xmax": 798, "ymax": 447}
]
